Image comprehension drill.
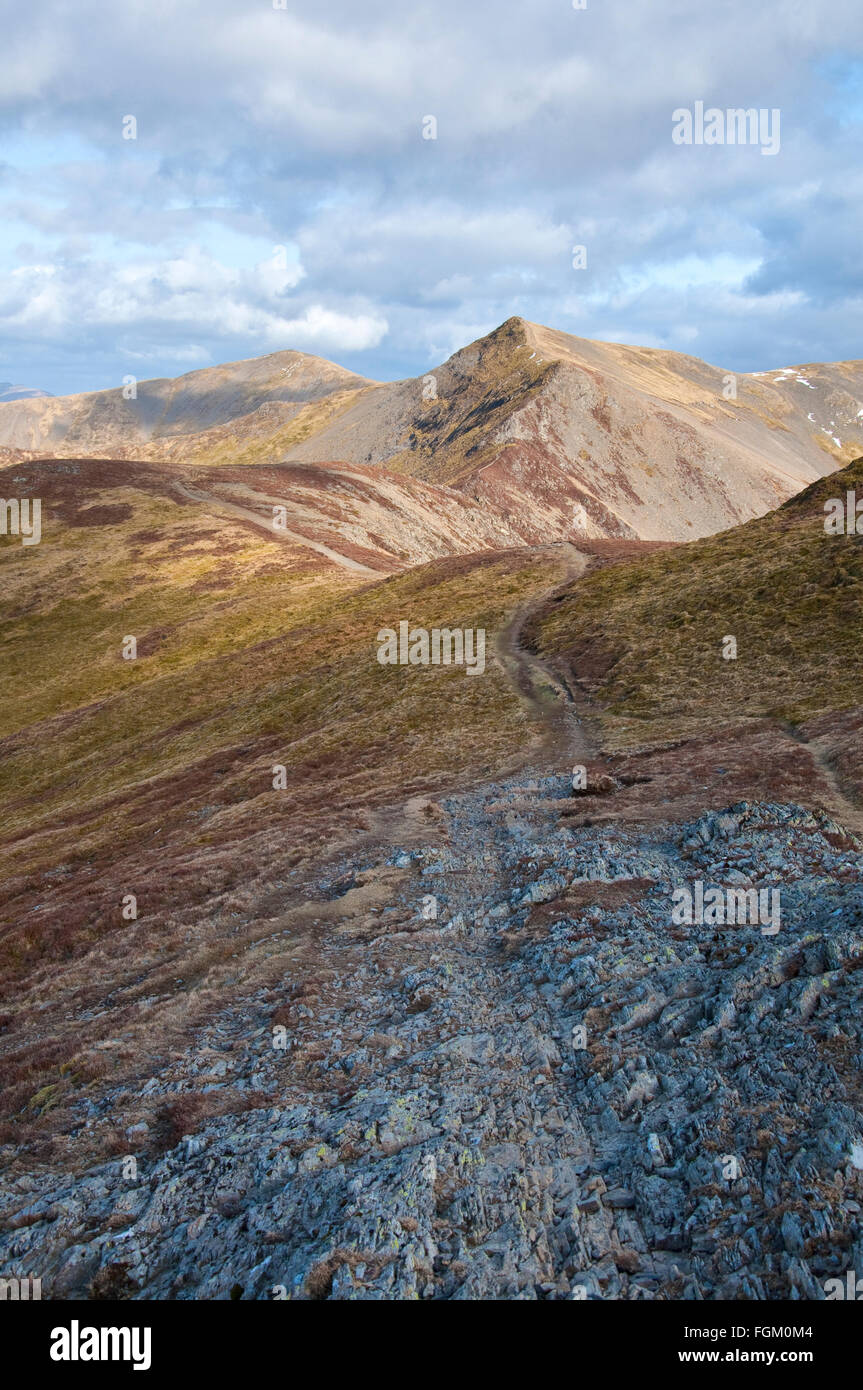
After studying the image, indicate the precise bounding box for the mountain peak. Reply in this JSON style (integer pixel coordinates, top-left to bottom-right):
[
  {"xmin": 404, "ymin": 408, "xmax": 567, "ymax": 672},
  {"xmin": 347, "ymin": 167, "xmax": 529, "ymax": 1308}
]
[{"xmin": 1, "ymin": 319, "xmax": 861, "ymax": 542}]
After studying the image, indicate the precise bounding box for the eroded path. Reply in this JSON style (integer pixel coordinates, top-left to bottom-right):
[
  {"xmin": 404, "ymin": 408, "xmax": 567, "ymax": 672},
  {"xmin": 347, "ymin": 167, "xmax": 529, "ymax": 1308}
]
[
  {"xmin": 784, "ymin": 722, "xmax": 863, "ymax": 840},
  {"xmin": 172, "ymin": 478, "xmax": 381, "ymax": 575},
  {"xmin": 495, "ymin": 541, "xmax": 592, "ymax": 763}
]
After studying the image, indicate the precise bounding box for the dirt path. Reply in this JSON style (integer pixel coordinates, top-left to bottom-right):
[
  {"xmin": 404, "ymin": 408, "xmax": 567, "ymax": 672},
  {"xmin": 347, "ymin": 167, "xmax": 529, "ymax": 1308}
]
[
  {"xmin": 172, "ymin": 479, "xmax": 381, "ymax": 576},
  {"xmin": 784, "ymin": 723, "xmax": 863, "ymax": 839},
  {"xmin": 495, "ymin": 541, "xmax": 594, "ymax": 769}
]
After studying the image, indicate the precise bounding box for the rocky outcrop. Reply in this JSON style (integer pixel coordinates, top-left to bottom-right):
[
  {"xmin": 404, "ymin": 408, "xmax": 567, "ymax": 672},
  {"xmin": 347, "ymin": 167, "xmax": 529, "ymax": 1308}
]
[{"xmin": 3, "ymin": 776, "xmax": 862, "ymax": 1301}]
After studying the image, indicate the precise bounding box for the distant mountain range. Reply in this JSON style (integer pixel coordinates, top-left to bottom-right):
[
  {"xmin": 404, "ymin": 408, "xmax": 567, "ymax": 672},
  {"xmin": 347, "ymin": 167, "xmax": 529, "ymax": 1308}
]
[
  {"xmin": 0, "ymin": 381, "xmax": 52, "ymax": 403},
  {"xmin": 1, "ymin": 317, "xmax": 861, "ymax": 543}
]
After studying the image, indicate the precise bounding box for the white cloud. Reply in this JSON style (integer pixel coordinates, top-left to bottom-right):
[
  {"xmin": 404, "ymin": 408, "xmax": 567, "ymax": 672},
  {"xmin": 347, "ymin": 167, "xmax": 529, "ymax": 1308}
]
[
  {"xmin": 0, "ymin": 247, "xmax": 384, "ymax": 363},
  {"xmin": 274, "ymin": 304, "xmax": 387, "ymax": 352},
  {"xmin": 1, "ymin": 0, "xmax": 862, "ymax": 389}
]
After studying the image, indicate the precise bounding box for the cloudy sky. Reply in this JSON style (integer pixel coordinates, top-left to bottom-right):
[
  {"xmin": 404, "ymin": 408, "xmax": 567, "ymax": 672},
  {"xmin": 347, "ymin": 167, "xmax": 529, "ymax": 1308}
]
[{"xmin": 1, "ymin": 0, "xmax": 861, "ymax": 395}]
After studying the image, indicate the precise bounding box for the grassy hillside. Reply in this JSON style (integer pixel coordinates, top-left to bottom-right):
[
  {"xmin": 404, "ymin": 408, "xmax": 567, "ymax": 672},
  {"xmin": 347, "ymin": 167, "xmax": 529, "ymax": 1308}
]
[
  {"xmin": 0, "ymin": 454, "xmax": 582, "ymax": 1158},
  {"xmin": 532, "ymin": 457, "xmax": 863, "ymax": 748},
  {"xmin": 0, "ymin": 457, "xmax": 567, "ymax": 969}
]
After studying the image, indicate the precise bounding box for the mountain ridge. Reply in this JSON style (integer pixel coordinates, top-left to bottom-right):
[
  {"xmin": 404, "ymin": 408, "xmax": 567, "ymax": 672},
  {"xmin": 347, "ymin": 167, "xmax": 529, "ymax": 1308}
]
[
  {"xmin": 0, "ymin": 349, "xmax": 372, "ymax": 451},
  {"xmin": 2, "ymin": 317, "xmax": 862, "ymax": 543}
]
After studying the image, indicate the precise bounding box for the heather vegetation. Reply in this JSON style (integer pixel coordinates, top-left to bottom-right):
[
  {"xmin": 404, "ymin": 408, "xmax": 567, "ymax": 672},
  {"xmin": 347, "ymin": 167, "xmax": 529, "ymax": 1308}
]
[{"xmin": 533, "ymin": 457, "xmax": 863, "ymax": 748}]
